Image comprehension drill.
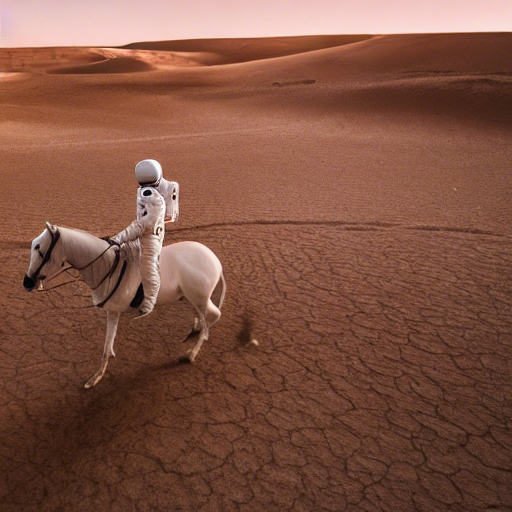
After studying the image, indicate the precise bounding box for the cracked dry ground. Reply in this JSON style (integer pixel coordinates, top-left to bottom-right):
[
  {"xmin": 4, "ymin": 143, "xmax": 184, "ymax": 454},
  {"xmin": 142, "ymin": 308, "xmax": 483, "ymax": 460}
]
[{"xmin": 0, "ymin": 223, "xmax": 511, "ymax": 511}]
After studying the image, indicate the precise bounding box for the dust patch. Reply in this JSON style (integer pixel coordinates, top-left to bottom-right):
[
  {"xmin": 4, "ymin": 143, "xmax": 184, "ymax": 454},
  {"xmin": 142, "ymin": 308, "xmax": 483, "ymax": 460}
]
[{"xmin": 236, "ymin": 313, "xmax": 258, "ymax": 346}]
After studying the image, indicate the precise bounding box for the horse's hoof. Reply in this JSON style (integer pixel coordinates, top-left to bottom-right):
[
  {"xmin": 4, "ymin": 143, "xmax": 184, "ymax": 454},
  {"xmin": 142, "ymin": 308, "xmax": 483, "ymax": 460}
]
[
  {"xmin": 178, "ymin": 355, "xmax": 192, "ymax": 364},
  {"xmin": 84, "ymin": 374, "xmax": 101, "ymax": 388}
]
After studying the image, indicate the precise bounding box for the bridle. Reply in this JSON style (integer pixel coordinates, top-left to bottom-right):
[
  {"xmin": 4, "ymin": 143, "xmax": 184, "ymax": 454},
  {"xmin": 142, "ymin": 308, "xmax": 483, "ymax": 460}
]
[{"xmin": 32, "ymin": 228, "xmax": 61, "ymax": 281}]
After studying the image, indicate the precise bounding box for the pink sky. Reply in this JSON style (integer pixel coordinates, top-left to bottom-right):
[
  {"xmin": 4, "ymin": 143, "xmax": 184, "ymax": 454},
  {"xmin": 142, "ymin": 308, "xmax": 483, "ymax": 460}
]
[{"xmin": 1, "ymin": 0, "xmax": 511, "ymax": 47}]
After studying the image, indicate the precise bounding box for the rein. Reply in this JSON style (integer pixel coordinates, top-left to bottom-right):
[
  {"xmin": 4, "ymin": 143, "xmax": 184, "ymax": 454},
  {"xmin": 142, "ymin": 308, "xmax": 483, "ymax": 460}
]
[
  {"xmin": 90, "ymin": 245, "xmax": 120, "ymax": 290},
  {"xmin": 75, "ymin": 243, "xmax": 114, "ymax": 272},
  {"xmin": 95, "ymin": 261, "xmax": 127, "ymax": 308}
]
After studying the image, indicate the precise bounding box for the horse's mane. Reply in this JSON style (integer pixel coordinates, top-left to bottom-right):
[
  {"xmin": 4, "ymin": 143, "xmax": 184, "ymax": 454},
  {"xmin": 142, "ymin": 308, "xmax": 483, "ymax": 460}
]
[
  {"xmin": 57, "ymin": 225, "xmax": 109, "ymax": 257},
  {"xmin": 57, "ymin": 225, "xmax": 104, "ymax": 239}
]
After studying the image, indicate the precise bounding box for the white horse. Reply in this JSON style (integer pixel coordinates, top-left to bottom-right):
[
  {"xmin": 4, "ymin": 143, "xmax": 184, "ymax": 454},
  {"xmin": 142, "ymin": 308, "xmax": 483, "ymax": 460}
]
[{"xmin": 23, "ymin": 222, "xmax": 226, "ymax": 388}]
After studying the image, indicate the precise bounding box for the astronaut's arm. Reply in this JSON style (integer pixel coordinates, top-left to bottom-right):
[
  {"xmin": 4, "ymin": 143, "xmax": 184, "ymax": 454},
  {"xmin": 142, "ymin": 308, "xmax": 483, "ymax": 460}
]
[
  {"xmin": 115, "ymin": 202, "xmax": 163, "ymax": 242},
  {"xmin": 112, "ymin": 219, "xmax": 145, "ymax": 244}
]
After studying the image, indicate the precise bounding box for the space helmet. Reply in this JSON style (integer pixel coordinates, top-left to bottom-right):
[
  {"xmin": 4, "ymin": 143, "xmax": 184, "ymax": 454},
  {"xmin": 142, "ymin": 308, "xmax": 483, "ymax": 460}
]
[{"xmin": 135, "ymin": 159, "xmax": 163, "ymax": 186}]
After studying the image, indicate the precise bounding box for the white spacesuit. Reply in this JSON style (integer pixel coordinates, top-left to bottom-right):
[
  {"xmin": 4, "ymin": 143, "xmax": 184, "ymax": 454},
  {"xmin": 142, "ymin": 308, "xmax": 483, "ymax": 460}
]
[
  {"xmin": 112, "ymin": 186, "xmax": 166, "ymax": 317},
  {"xmin": 134, "ymin": 159, "xmax": 179, "ymax": 223}
]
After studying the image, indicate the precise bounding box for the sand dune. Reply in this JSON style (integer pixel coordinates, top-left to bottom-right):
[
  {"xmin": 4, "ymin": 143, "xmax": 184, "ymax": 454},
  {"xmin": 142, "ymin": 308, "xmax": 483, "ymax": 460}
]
[
  {"xmin": 3, "ymin": 33, "xmax": 511, "ymax": 76},
  {"xmin": 1, "ymin": 33, "xmax": 512, "ymax": 512},
  {"xmin": 301, "ymin": 33, "xmax": 512, "ymax": 76},
  {"xmin": 189, "ymin": 33, "xmax": 512, "ymax": 95},
  {"xmin": 174, "ymin": 33, "xmax": 512, "ymax": 124},
  {"xmin": 2, "ymin": 33, "xmax": 510, "ymax": 127},
  {"xmin": 0, "ymin": 34, "xmax": 373, "ymax": 73}
]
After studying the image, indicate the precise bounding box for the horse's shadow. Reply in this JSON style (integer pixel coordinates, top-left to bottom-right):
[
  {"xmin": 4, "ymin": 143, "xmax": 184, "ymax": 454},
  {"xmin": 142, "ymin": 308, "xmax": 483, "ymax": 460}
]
[
  {"xmin": 42, "ymin": 310, "xmax": 253, "ymax": 465},
  {"xmin": 42, "ymin": 358, "xmax": 197, "ymax": 468}
]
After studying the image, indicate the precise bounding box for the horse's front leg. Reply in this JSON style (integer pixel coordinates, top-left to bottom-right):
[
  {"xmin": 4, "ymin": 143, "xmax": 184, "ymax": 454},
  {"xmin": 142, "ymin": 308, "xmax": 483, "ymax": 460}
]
[{"xmin": 84, "ymin": 311, "xmax": 121, "ymax": 389}]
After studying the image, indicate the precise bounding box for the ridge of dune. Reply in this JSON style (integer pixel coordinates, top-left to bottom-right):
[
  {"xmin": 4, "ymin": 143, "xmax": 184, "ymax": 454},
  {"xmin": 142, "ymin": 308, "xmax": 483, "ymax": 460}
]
[
  {"xmin": 325, "ymin": 32, "xmax": 512, "ymax": 75},
  {"xmin": 0, "ymin": 47, "xmax": 105, "ymax": 73},
  {"xmin": 46, "ymin": 56, "xmax": 157, "ymax": 74},
  {"xmin": 121, "ymin": 35, "xmax": 375, "ymax": 65},
  {"xmin": 0, "ymin": 46, "xmax": 206, "ymax": 73}
]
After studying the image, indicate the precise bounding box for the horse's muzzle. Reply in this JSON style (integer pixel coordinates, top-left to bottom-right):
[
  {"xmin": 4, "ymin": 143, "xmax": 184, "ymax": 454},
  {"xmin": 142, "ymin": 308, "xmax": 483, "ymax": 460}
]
[{"xmin": 23, "ymin": 274, "xmax": 36, "ymax": 291}]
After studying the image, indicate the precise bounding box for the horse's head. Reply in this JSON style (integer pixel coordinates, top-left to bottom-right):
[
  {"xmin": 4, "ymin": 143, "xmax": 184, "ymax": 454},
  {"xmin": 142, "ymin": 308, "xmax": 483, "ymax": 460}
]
[{"xmin": 24, "ymin": 222, "xmax": 66, "ymax": 291}]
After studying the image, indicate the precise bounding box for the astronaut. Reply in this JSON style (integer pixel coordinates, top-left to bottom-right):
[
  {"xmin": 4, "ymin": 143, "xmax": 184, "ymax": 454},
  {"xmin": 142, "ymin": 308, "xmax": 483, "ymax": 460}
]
[
  {"xmin": 134, "ymin": 159, "xmax": 179, "ymax": 223},
  {"xmin": 111, "ymin": 186, "xmax": 166, "ymax": 317},
  {"xmin": 110, "ymin": 159, "xmax": 178, "ymax": 317}
]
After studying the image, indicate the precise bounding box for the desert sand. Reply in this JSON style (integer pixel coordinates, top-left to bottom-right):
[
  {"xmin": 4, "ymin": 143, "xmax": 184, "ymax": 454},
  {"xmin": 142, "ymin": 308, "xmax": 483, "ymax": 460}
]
[{"xmin": 1, "ymin": 33, "xmax": 512, "ymax": 511}]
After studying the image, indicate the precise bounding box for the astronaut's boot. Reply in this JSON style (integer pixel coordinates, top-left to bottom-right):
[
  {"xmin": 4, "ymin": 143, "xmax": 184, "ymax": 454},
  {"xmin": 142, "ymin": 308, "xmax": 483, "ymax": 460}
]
[{"xmin": 137, "ymin": 298, "xmax": 155, "ymax": 319}]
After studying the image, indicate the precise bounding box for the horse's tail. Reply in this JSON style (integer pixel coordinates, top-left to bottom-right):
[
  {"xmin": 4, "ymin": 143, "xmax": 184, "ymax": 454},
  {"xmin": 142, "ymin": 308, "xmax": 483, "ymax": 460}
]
[{"xmin": 216, "ymin": 272, "xmax": 226, "ymax": 310}]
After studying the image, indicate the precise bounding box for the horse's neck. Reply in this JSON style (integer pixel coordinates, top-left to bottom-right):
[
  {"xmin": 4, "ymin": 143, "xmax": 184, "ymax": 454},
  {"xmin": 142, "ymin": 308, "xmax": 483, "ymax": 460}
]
[{"xmin": 60, "ymin": 228, "xmax": 115, "ymax": 284}]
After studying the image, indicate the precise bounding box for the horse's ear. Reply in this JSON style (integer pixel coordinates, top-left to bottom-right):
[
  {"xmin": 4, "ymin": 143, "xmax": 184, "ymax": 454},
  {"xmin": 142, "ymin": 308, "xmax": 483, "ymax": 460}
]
[{"xmin": 46, "ymin": 221, "xmax": 56, "ymax": 233}]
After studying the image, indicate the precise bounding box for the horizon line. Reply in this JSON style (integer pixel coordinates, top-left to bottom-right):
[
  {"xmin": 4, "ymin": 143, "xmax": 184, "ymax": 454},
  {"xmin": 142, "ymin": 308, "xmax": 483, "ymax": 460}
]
[{"xmin": 2, "ymin": 30, "xmax": 511, "ymax": 50}]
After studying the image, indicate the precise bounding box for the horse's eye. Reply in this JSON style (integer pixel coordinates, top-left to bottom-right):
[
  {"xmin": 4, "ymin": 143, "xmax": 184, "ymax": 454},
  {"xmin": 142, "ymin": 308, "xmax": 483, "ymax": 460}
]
[{"xmin": 34, "ymin": 244, "xmax": 40, "ymax": 251}]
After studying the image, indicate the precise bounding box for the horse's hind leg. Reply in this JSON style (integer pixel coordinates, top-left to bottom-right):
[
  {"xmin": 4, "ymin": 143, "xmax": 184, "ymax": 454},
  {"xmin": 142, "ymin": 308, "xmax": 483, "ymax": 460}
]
[
  {"xmin": 181, "ymin": 316, "xmax": 202, "ymax": 344},
  {"xmin": 84, "ymin": 311, "xmax": 120, "ymax": 389},
  {"xmin": 185, "ymin": 299, "xmax": 221, "ymax": 362},
  {"xmin": 187, "ymin": 273, "xmax": 225, "ymax": 339},
  {"xmin": 205, "ymin": 298, "xmax": 222, "ymax": 329}
]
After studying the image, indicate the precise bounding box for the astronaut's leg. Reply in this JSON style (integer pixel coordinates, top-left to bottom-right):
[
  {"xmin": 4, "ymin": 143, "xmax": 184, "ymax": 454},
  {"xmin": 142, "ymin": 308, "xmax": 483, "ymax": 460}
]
[{"xmin": 138, "ymin": 235, "xmax": 162, "ymax": 317}]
